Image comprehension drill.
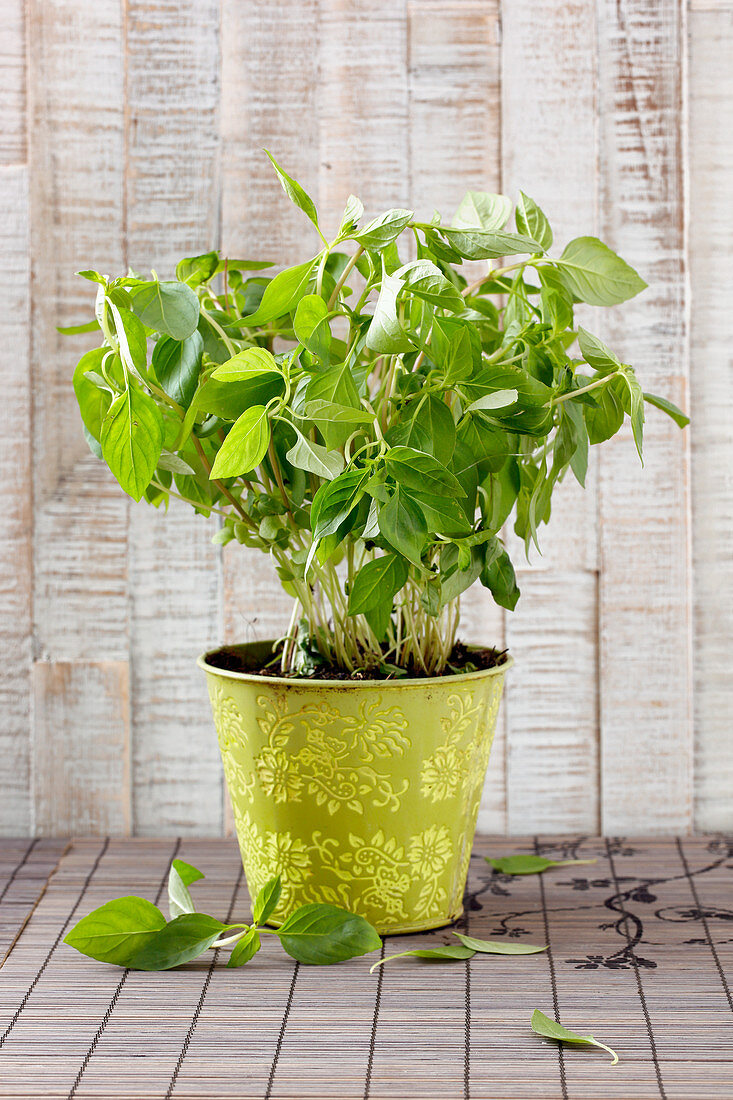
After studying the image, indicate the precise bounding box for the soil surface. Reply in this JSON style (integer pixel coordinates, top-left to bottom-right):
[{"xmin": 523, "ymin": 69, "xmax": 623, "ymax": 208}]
[{"xmin": 205, "ymin": 641, "xmax": 508, "ymax": 681}]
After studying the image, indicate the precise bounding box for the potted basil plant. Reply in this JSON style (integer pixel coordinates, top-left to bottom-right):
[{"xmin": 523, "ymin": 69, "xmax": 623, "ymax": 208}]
[{"xmin": 68, "ymin": 153, "xmax": 688, "ymax": 934}]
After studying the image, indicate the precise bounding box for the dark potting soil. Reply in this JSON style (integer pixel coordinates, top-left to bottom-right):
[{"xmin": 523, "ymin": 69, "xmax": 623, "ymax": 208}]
[{"xmin": 205, "ymin": 641, "xmax": 508, "ymax": 681}]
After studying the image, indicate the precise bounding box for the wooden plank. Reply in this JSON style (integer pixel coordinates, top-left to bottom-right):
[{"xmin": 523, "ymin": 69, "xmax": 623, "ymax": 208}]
[
  {"xmin": 124, "ymin": 0, "xmax": 223, "ymax": 836},
  {"xmin": 318, "ymin": 0, "xmax": 410, "ymax": 216},
  {"xmin": 32, "ymin": 662, "xmax": 130, "ymax": 835},
  {"xmin": 596, "ymin": 0, "xmax": 693, "ymax": 833},
  {"xmin": 220, "ymin": 0, "xmax": 321, "ymax": 266},
  {"xmin": 0, "ymin": 166, "xmax": 31, "ymax": 835},
  {"xmin": 504, "ymin": 572, "xmax": 599, "ymax": 832},
  {"xmin": 688, "ymin": 8, "xmax": 733, "ymax": 830},
  {"xmin": 500, "ymin": 0, "xmax": 600, "ymax": 834},
  {"xmin": 407, "ymin": 1, "xmax": 500, "ymax": 218},
  {"xmin": 0, "ymin": 0, "xmax": 26, "ymax": 165},
  {"xmin": 28, "ymin": 0, "xmax": 129, "ymax": 659}
]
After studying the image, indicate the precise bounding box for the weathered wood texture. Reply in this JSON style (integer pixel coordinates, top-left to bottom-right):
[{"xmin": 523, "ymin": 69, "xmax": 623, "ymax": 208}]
[
  {"xmin": 1, "ymin": 835, "xmax": 732, "ymax": 1098},
  {"xmin": 688, "ymin": 1, "xmax": 733, "ymax": 830},
  {"xmin": 1, "ymin": 0, "xmax": 722, "ymax": 835}
]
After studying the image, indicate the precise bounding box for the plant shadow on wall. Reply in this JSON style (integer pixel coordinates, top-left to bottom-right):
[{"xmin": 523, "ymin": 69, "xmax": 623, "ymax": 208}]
[{"xmin": 65, "ymin": 150, "xmax": 689, "ymax": 681}]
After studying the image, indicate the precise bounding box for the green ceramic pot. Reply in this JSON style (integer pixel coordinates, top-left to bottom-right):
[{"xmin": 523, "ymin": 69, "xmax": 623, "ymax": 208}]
[{"xmin": 199, "ymin": 641, "xmax": 510, "ymax": 935}]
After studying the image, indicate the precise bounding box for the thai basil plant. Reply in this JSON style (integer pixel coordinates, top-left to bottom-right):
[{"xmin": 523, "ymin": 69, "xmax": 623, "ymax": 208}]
[{"xmin": 68, "ymin": 152, "xmax": 688, "ymax": 677}]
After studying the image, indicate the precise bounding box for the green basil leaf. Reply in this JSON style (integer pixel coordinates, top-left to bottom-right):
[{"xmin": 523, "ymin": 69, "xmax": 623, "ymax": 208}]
[
  {"xmin": 577, "ymin": 327, "xmax": 622, "ymax": 374},
  {"xmin": 439, "ymin": 227, "xmax": 541, "ymax": 261},
  {"xmin": 348, "ymin": 554, "xmax": 409, "ymax": 616},
  {"xmin": 58, "ymin": 319, "xmax": 101, "ymax": 335},
  {"xmin": 400, "ymin": 260, "xmax": 465, "ymax": 313},
  {"xmin": 452, "ymin": 191, "xmax": 512, "ymax": 233},
  {"xmin": 584, "ymin": 384, "xmax": 624, "ymax": 445},
  {"xmin": 310, "ymin": 469, "xmax": 367, "ymax": 542},
  {"xmin": 557, "ymin": 237, "xmax": 647, "ymax": 307},
  {"xmin": 294, "ymin": 294, "xmax": 332, "ymax": 361},
  {"xmin": 130, "ymin": 913, "xmax": 226, "ymax": 971},
  {"xmin": 515, "ymin": 192, "xmax": 553, "ymax": 251},
  {"xmin": 73, "ymin": 348, "xmax": 112, "ymax": 440},
  {"xmin": 110, "ymin": 303, "xmax": 148, "ymax": 375},
  {"xmin": 366, "ymin": 272, "xmax": 415, "ymax": 354},
  {"xmin": 304, "ymin": 400, "xmax": 374, "ymax": 427},
  {"xmin": 101, "ymin": 385, "xmax": 164, "ymax": 501},
  {"xmin": 531, "ymin": 1009, "xmax": 619, "ymax": 1066},
  {"xmin": 210, "ymin": 405, "xmax": 270, "ymax": 478},
  {"xmin": 620, "ymin": 370, "xmax": 645, "ymax": 462},
  {"xmin": 276, "ymin": 904, "xmax": 381, "ymax": 965},
  {"xmin": 197, "ymin": 374, "xmax": 285, "ymax": 421},
  {"xmin": 372, "ymin": 944, "xmax": 475, "ymax": 971},
  {"xmin": 354, "ymin": 208, "xmax": 413, "ymax": 251},
  {"xmin": 452, "ymin": 932, "xmax": 547, "ymax": 955},
  {"xmin": 152, "ymin": 331, "xmax": 203, "ymax": 407},
  {"xmin": 253, "ymin": 876, "xmax": 282, "ymax": 926},
  {"xmin": 77, "ymin": 269, "xmax": 107, "ymax": 285},
  {"xmin": 643, "ymin": 391, "xmax": 689, "ymax": 429},
  {"xmin": 211, "ymin": 346, "xmax": 280, "ymax": 382},
  {"xmin": 128, "ymin": 280, "xmax": 199, "ymax": 340},
  {"xmin": 285, "ymin": 425, "xmax": 344, "ymax": 480},
  {"xmin": 389, "ymin": 395, "xmax": 456, "ymax": 465},
  {"xmin": 167, "ymin": 859, "xmax": 204, "ymax": 920},
  {"xmin": 339, "ymin": 194, "xmax": 364, "ymax": 236},
  {"xmin": 487, "ymin": 855, "xmax": 596, "ymax": 875},
  {"xmin": 238, "ymin": 259, "xmax": 317, "ymax": 326},
  {"xmin": 439, "ymin": 545, "xmax": 485, "ymax": 606},
  {"xmin": 378, "ymin": 488, "xmax": 428, "ymax": 566},
  {"xmin": 481, "ymin": 459, "xmax": 520, "ymax": 533},
  {"xmin": 265, "ymin": 149, "xmax": 320, "ymax": 230},
  {"xmin": 176, "ymin": 251, "xmax": 219, "ymax": 287},
  {"xmin": 417, "ymin": 493, "xmax": 472, "ymax": 538},
  {"xmin": 64, "ymin": 896, "xmax": 167, "ymax": 966},
  {"xmin": 465, "ymin": 389, "xmax": 518, "ymax": 414},
  {"xmin": 480, "ymin": 546, "xmax": 520, "ymax": 611},
  {"xmin": 386, "ymin": 447, "xmax": 464, "ymax": 498},
  {"xmin": 227, "ymin": 928, "xmax": 261, "ymax": 968}
]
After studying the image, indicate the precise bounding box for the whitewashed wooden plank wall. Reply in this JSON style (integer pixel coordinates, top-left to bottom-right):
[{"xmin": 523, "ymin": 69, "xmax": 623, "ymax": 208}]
[{"xmin": 0, "ymin": 0, "xmax": 727, "ymax": 836}]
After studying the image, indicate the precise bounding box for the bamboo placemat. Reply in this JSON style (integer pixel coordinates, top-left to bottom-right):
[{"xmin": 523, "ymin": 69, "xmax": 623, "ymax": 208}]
[{"xmin": 0, "ymin": 835, "xmax": 731, "ymax": 1099}]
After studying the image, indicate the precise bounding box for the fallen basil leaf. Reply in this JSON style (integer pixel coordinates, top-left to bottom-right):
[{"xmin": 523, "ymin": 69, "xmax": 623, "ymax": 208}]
[
  {"xmin": 452, "ymin": 932, "xmax": 547, "ymax": 955},
  {"xmin": 129, "ymin": 913, "xmax": 226, "ymax": 971},
  {"xmin": 487, "ymin": 855, "xmax": 596, "ymax": 875},
  {"xmin": 371, "ymin": 943, "xmax": 475, "ymax": 972},
  {"xmin": 64, "ymin": 896, "xmax": 167, "ymax": 966},
  {"xmin": 228, "ymin": 928, "xmax": 261, "ymax": 968},
  {"xmin": 253, "ymin": 876, "xmax": 282, "ymax": 926},
  {"xmin": 167, "ymin": 859, "xmax": 204, "ymax": 920},
  {"xmin": 276, "ymin": 904, "xmax": 381, "ymax": 965},
  {"xmin": 531, "ymin": 1009, "xmax": 619, "ymax": 1066}
]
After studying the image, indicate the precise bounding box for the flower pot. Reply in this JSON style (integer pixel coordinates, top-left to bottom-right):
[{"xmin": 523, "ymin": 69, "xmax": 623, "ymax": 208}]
[{"xmin": 199, "ymin": 641, "xmax": 510, "ymax": 935}]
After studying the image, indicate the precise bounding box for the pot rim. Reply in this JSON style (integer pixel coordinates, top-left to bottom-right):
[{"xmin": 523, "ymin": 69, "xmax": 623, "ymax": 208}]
[{"xmin": 198, "ymin": 640, "xmax": 512, "ymax": 688}]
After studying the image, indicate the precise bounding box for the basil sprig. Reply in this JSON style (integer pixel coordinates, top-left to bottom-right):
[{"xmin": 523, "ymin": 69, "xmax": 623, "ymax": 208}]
[{"xmin": 64, "ymin": 861, "xmax": 380, "ymax": 971}]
